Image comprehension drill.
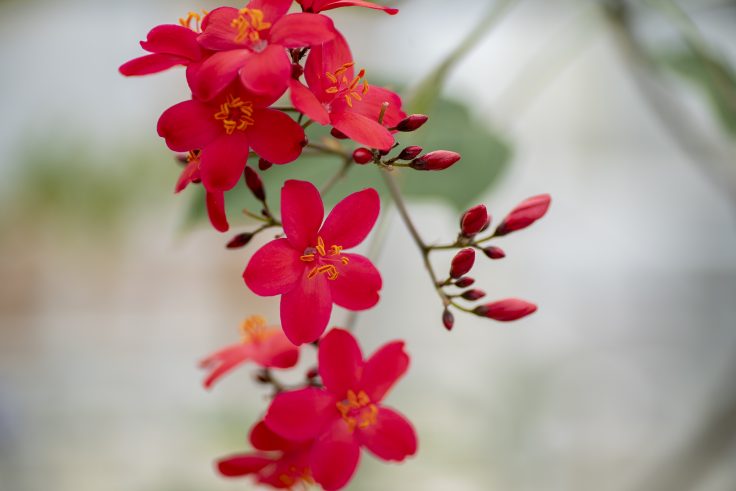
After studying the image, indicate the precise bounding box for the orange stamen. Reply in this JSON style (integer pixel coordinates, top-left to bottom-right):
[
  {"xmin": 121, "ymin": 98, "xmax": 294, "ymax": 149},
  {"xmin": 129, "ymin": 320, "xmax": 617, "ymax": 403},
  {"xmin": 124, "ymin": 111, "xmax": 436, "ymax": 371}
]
[
  {"xmin": 336, "ymin": 390, "xmax": 379, "ymax": 432},
  {"xmin": 231, "ymin": 8, "xmax": 271, "ymax": 44},
  {"xmin": 299, "ymin": 236, "xmax": 349, "ymax": 280},
  {"xmin": 214, "ymin": 94, "xmax": 255, "ymax": 134}
]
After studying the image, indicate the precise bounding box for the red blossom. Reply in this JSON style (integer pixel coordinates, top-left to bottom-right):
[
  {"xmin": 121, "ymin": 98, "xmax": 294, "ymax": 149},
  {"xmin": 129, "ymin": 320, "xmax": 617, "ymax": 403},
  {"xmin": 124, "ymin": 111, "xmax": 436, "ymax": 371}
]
[
  {"xmin": 243, "ymin": 181, "xmax": 382, "ymax": 345},
  {"xmin": 174, "ymin": 150, "xmax": 231, "ymax": 232},
  {"xmin": 193, "ymin": 0, "xmax": 336, "ymax": 101},
  {"xmin": 298, "ymin": 0, "xmax": 399, "ymax": 15},
  {"xmin": 200, "ymin": 316, "xmax": 299, "ymax": 389},
  {"xmin": 474, "ymin": 299, "xmax": 538, "ymax": 322},
  {"xmin": 290, "ymin": 33, "xmax": 405, "ymax": 150},
  {"xmin": 119, "ymin": 21, "xmax": 206, "ymax": 77},
  {"xmin": 460, "ymin": 204, "xmax": 490, "ymax": 237},
  {"xmin": 450, "ymin": 248, "xmax": 475, "ymax": 279},
  {"xmin": 409, "ymin": 150, "xmax": 462, "ymax": 171},
  {"xmin": 495, "ymin": 194, "xmax": 551, "ymax": 236},
  {"xmin": 264, "ymin": 329, "xmax": 417, "ymax": 490}
]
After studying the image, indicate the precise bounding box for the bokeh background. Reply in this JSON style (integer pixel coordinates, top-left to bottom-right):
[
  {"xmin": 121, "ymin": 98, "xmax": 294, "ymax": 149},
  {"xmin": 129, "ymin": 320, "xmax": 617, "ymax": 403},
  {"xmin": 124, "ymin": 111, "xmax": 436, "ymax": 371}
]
[{"xmin": 1, "ymin": 0, "xmax": 735, "ymax": 490}]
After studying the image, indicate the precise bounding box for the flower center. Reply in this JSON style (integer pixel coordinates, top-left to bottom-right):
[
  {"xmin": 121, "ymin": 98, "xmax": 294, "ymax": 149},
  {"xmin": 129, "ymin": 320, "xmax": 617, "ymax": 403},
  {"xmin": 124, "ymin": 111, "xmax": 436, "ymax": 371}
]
[
  {"xmin": 336, "ymin": 390, "xmax": 378, "ymax": 432},
  {"xmin": 278, "ymin": 466, "xmax": 315, "ymax": 488},
  {"xmin": 325, "ymin": 62, "xmax": 370, "ymax": 108},
  {"xmin": 239, "ymin": 315, "xmax": 271, "ymax": 343},
  {"xmin": 179, "ymin": 10, "xmax": 207, "ymax": 32},
  {"xmin": 231, "ymin": 8, "xmax": 271, "ymax": 45},
  {"xmin": 300, "ymin": 236, "xmax": 349, "ymax": 281},
  {"xmin": 214, "ymin": 94, "xmax": 256, "ymax": 135}
]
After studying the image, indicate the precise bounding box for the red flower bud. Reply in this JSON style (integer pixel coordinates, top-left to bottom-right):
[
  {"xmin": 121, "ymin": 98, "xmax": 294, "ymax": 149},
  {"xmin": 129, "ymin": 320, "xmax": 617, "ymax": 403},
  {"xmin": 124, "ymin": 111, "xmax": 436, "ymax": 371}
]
[
  {"xmin": 461, "ymin": 289, "xmax": 486, "ymax": 301},
  {"xmin": 306, "ymin": 367, "xmax": 319, "ymax": 380},
  {"xmin": 410, "ymin": 150, "xmax": 461, "ymax": 171},
  {"xmin": 398, "ymin": 146, "xmax": 423, "ymax": 160},
  {"xmin": 442, "ymin": 309, "xmax": 455, "ymax": 331},
  {"xmin": 483, "ymin": 246, "xmax": 505, "ymax": 260},
  {"xmin": 454, "ymin": 277, "xmax": 475, "ymax": 288},
  {"xmin": 244, "ymin": 167, "xmax": 266, "ymax": 201},
  {"xmin": 258, "ymin": 158, "xmax": 272, "ymax": 171},
  {"xmin": 331, "ymin": 128, "xmax": 348, "ymax": 139},
  {"xmin": 495, "ymin": 194, "xmax": 551, "ymax": 236},
  {"xmin": 396, "ymin": 114, "xmax": 429, "ymax": 132},
  {"xmin": 460, "ymin": 205, "xmax": 490, "ymax": 237},
  {"xmin": 450, "ymin": 248, "xmax": 475, "ymax": 279},
  {"xmin": 352, "ymin": 147, "xmax": 373, "ymax": 164},
  {"xmin": 291, "ymin": 63, "xmax": 304, "ymax": 79},
  {"xmin": 473, "ymin": 299, "xmax": 537, "ymax": 321},
  {"xmin": 226, "ymin": 233, "xmax": 253, "ymax": 249}
]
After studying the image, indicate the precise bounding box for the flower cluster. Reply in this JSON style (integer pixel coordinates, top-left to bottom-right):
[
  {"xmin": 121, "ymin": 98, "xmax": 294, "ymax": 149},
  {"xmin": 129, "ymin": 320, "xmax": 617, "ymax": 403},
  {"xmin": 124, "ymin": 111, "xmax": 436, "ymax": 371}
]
[{"xmin": 122, "ymin": 1, "xmax": 551, "ymax": 489}]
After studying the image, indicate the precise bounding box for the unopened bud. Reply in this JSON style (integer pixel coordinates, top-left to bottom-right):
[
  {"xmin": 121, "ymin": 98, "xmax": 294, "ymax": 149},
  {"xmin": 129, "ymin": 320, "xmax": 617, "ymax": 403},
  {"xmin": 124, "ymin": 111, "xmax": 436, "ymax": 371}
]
[
  {"xmin": 495, "ymin": 194, "xmax": 551, "ymax": 236},
  {"xmin": 244, "ymin": 167, "xmax": 266, "ymax": 201},
  {"xmin": 460, "ymin": 205, "xmax": 490, "ymax": 237},
  {"xmin": 474, "ymin": 299, "xmax": 537, "ymax": 322},
  {"xmin": 306, "ymin": 367, "xmax": 319, "ymax": 380},
  {"xmin": 410, "ymin": 150, "xmax": 461, "ymax": 171},
  {"xmin": 226, "ymin": 233, "xmax": 253, "ymax": 249},
  {"xmin": 455, "ymin": 277, "xmax": 475, "ymax": 288},
  {"xmin": 442, "ymin": 309, "xmax": 455, "ymax": 331},
  {"xmin": 258, "ymin": 158, "xmax": 273, "ymax": 171},
  {"xmin": 254, "ymin": 371, "xmax": 270, "ymax": 384},
  {"xmin": 450, "ymin": 248, "xmax": 475, "ymax": 279},
  {"xmin": 291, "ymin": 63, "xmax": 304, "ymax": 79},
  {"xmin": 331, "ymin": 128, "xmax": 348, "ymax": 139},
  {"xmin": 398, "ymin": 146, "xmax": 423, "ymax": 161},
  {"xmin": 483, "ymin": 246, "xmax": 505, "ymax": 260},
  {"xmin": 396, "ymin": 114, "xmax": 429, "ymax": 132},
  {"xmin": 352, "ymin": 147, "xmax": 373, "ymax": 164},
  {"xmin": 461, "ymin": 289, "xmax": 486, "ymax": 301}
]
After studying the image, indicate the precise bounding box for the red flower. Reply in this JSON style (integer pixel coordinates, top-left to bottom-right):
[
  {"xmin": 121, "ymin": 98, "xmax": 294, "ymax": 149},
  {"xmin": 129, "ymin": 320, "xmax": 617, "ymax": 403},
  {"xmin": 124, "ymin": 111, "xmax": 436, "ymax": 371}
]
[
  {"xmin": 218, "ymin": 420, "xmax": 315, "ymax": 489},
  {"xmin": 298, "ymin": 0, "xmax": 399, "ymax": 15},
  {"xmin": 264, "ymin": 329, "xmax": 417, "ymax": 490},
  {"xmin": 495, "ymin": 194, "xmax": 551, "ymax": 236},
  {"xmin": 174, "ymin": 150, "xmax": 231, "ymax": 232},
  {"xmin": 200, "ymin": 316, "xmax": 299, "ymax": 389},
  {"xmin": 158, "ymin": 81, "xmax": 305, "ymax": 194},
  {"xmin": 290, "ymin": 33, "xmax": 405, "ymax": 150},
  {"xmin": 243, "ymin": 181, "xmax": 382, "ymax": 345},
  {"xmin": 474, "ymin": 299, "xmax": 538, "ymax": 321},
  {"xmin": 193, "ymin": 0, "xmax": 336, "ymax": 101}
]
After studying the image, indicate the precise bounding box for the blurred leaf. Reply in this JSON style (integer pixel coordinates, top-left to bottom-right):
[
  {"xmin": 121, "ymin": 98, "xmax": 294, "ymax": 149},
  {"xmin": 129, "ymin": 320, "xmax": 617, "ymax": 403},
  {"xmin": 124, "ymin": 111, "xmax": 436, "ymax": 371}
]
[{"xmin": 658, "ymin": 47, "xmax": 736, "ymax": 137}]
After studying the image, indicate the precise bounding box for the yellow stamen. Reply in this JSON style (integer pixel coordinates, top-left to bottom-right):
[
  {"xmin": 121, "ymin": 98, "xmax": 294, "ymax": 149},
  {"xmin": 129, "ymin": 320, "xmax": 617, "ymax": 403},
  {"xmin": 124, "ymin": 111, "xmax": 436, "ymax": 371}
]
[
  {"xmin": 179, "ymin": 10, "xmax": 208, "ymax": 32},
  {"xmin": 239, "ymin": 315, "xmax": 271, "ymax": 343},
  {"xmin": 324, "ymin": 63, "xmax": 370, "ymax": 106},
  {"xmin": 214, "ymin": 94, "xmax": 255, "ymax": 134},
  {"xmin": 231, "ymin": 8, "xmax": 271, "ymax": 44},
  {"xmin": 336, "ymin": 390, "xmax": 378, "ymax": 432}
]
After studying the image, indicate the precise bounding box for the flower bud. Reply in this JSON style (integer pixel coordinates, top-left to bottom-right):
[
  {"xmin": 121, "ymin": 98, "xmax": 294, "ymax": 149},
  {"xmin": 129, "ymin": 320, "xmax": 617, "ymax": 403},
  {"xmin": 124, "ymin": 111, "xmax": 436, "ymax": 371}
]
[
  {"xmin": 461, "ymin": 289, "xmax": 486, "ymax": 301},
  {"xmin": 396, "ymin": 114, "xmax": 429, "ymax": 132},
  {"xmin": 226, "ymin": 233, "xmax": 253, "ymax": 249},
  {"xmin": 331, "ymin": 128, "xmax": 348, "ymax": 139},
  {"xmin": 291, "ymin": 63, "xmax": 304, "ymax": 79},
  {"xmin": 410, "ymin": 150, "xmax": 461, "ymax": 171},
  {"xmin": 495, "ymin": 194, "xmax": 551, "ymax": 236},
  {"xmin": 398, "ymin": 146, "xmax": 423, "ymax": 161},
  {"xmin": 258, "ymin": 158, "xmax": 272, "ymax": 171},
  {"xmin": 450, "ymin": 248, "xmax": 475, "ymax": 279},
  {"xmin": 352, "ymin": 147, "xmax": 373, "ymax": 164},
  {"xmin": 442, "ymin": 309, "xmax": 455, "ymax": 331},
  {"xmin": 483, "ymin": 246, "xmax": 505, "ymax": 260},
  {"xmin": 460, "ymin": 205, "xmax": 490, "ymax": 237},
  {"xmin": 473, "ymin": 299, "xmax": 537, "ymax": 322},
  {"xmin": 244, "ymin": 167, "xmax": 266, "ymax": 201},
  {"xmin": 454, "ymin": 277, "xmax": 475, "ymax": 288},
  {"xmin": 306, "ymin": 367, "xmax": 319, "ymax": 381}
]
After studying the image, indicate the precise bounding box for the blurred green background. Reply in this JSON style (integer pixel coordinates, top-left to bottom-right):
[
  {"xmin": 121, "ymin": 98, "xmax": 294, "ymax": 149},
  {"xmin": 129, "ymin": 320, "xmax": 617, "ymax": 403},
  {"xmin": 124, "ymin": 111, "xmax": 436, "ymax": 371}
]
[{"xmin": 1, "ymin": 0, "xmax": 736, "ymax": 490}]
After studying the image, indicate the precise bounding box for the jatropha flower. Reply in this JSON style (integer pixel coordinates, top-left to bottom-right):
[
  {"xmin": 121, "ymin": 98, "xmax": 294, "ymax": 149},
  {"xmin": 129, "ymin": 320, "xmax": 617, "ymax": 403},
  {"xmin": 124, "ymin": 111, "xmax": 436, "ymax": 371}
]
[
  {"xmin": 243, "ymin": 181, "xmax": 382, "ymax": 345},
  {"xmin": 200, "ymin": 316, "xmax": 299, "ymax": 389},
  {"xmin": 158, "ymin": 81, "xmax": 305, "ymax": 196},
  {"xmin": 193, "ymin": 0, "xmax": 336, "ymax": 101},
  {"xmin": 290, "ymin": 33, "xmax": 405, "ymax": 150},
  {"xmin": 298, "ymin": 0, "xmax": 399, "ymax": 15},
  {"xmin": 174, "ymin": 150, "xmax": 231, "ymax": 232},
  {"xmin": 264, "ymin": 329, "xmax": 417, "ymax": 490},
  {"xmin": 218, "ymin": 420, "xmax": 315, "ymax": 489}
]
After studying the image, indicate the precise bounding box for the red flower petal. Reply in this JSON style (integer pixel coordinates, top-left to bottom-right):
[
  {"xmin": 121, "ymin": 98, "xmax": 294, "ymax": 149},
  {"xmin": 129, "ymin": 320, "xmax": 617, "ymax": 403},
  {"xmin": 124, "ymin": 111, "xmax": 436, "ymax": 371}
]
[
  {"xmin": 280, "ymin": 272, "xmax": 333, "ymax": 345},
  {"xmin": 191, "ymin": 49, "xmax": 252, "ymax": 101},
  {"xmin": 290, "ymin": 79, "xmax": 330, "ymax": 125},
  {"xmin": 247, "ymin": 0, "xmax": 293, "ymax": 24},
  {"xmin": 320, "ymin": 188, "xmax": 380, "ymax": 249},
  {"xmin": 269, "ymin": 13, "xmax": 336, "ymax": 49},
  {"xmin": 248, "ymin": 108, "xmax": 305, "ymax": 164},
  {"xmin": 356, "ymin": 407, "xmax": 417, "ymax": 462},
  {"xmin": 281, "ymin": 180, "xmax": 324, "ymax": 250},
  {"xmin": 206, "ymin": 190, "xmax": 230, "ymax": 232},
  {"xmin": 243, "ymin": 238, "xmax": 304, "ymax": 296},
  {"xmin": 331, "ymin": 111, "xmax": 395, "ymax": 151},
  {"xmin": 318, "ymin": 329, "xmax": 363, "ymax": 396},
  {"xmin": 199, "ymin": 343, "xmax": 252, "ymax": 389},
  {"xmin": 304, "ymin": 31, "xmax": 353, "ymax": 102},
  {"xmin": 199, "ymin": 133, "xmax": 250, "ymax": 192},
  {"xmin": 332, "ymin": 85, "xmax": 405, "ymax": 128},
  {"xmin": 238, "ymin": 45, "xmax": 291, "ymax": 100},
  {"xmin": 217, "ymin": 454, "xmax": 273, "ymax": 477},
  {"xmin": 360, "ymin": 341, "xmax": 409, "ymax": 402},
  {"xmin": 249, "ymin": 420, "xmax": 294, "ymax": 452},
  {"xmin": 156, "ymin": 100, "xmax": 221, "ymax": 152},
  {"xmin": 265, "ymin": 387, "xmax": 338, "ymax": 441},
  {"xmin": 309, "ymin": 0, "xmax": 399, "ymax": 14},
  {"xmin": 174, "ymin": 158, "xmax": 200, "ymax": 193},
  {"xmin": 328, "ymin": 253, "xmax": 382, "ymax": 311},
  {"xmin": 310, "ymin": 420, "xmax": 361, "ymax": 491},
  {"xmin": 197, "ymin": 7, "xmax": 245, "ymax": 51},
  {"xmin": 251, "ymin": 332, "xmax": 300, "ymax": 369},
  {"xmin": 119, "ymin": 53, "xmax": 189, "ymax": 76},
  {"xmin": 140, "ymin": 24, "xmax": 202, "ymax": 59}
]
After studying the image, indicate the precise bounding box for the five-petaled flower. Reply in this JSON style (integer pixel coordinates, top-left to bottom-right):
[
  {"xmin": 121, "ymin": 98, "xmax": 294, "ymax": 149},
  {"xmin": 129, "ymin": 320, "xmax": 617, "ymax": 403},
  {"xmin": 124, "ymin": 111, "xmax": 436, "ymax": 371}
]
[
  {"xmin": 290, "ymin": 33, "xmax": 405, "ymax": 150},
  {"xmin": 264, "ymin": 329, "xmax": 416, "ymax": 490},
  {"xmin": 243, "ymin": 180, "xmax": 382, "ymax": 345},
  {"xmin": 200, "ymin": 316, "xmax": 299, "ymax": 389},
  {"xmin": 193, "ymin": 0, "xmax": 336, "ymax": 101},
  {"xmin": 218, "ymin": 420, "xmax": 315, "ymax": 489},
  {"xmin": 298, "ymin": 0, "xmax": 399, "ymax": 15}
]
